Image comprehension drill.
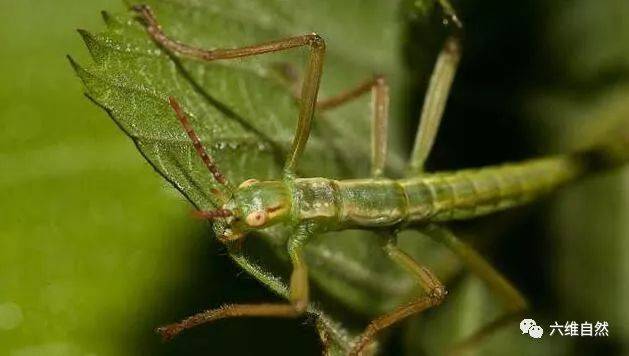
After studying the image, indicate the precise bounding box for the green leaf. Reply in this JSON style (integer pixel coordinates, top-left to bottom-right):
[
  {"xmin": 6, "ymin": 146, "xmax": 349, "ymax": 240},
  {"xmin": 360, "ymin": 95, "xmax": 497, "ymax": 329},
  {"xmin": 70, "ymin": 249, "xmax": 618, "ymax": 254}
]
[
  {"xmin": 75, "ymin": 1, "xmax": 546, "ymax": 354},
  {"xmin": 71, "ymin": 0, "xmax": 425, "ymax": 351}
]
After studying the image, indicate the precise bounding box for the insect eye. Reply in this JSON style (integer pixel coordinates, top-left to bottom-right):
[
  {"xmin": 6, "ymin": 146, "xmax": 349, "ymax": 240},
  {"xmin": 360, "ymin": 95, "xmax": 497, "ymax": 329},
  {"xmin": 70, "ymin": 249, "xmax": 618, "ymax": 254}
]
[{"xmin": 245, "ymin": 211, "xmax": 267, "ymax": 227}]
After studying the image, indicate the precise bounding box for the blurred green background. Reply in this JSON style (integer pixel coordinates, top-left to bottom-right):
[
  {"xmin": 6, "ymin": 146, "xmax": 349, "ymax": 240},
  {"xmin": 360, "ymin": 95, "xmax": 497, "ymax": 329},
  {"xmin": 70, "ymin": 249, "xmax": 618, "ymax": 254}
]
[
  {"xmin": 1, "ymin": 0, "xmax": 627, "ymax": 355},
  {"xmin": 0, "ymin": 0, "xmax": 319, "ymax": 354}
]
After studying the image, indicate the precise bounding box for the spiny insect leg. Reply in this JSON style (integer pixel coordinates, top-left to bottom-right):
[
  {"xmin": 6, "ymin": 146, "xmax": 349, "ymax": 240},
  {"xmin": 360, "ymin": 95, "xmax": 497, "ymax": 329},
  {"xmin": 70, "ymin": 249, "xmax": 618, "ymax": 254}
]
[
  {"xmin": 351, "ymin": 234, "xmax": 446, "ymax": 356},
  {"xmin": 155, "ymin": 304, "xmax": 301, "ymax": 341},
  {"xmin": 132, "ymin": 4, "xmax": 326, "ymax": 175},
  {"xmin": 154, "ymin": 224, "xmax": 313, "ymax": 340},
  {"xmin": 287, "ymin": 223, "xmax": 313, "ymax": 312},
  {"xmin": 423, "ymin": 224, "xmax": 528, "ymax": 353},
  {"xmin": 168, "ymin": 97, "xmax": 234, "ymax": 199},
  {"xmin": 407, "ymin": 36, "xmax": 461, "ymax": 174}
]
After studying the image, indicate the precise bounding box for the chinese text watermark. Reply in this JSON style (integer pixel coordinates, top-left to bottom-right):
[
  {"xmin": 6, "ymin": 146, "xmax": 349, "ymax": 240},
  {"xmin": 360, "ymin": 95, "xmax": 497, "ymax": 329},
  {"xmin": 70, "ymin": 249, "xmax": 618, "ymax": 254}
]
[{"xmin": 521, "ymin": 319, "xmax": 609, "ymax": 339}]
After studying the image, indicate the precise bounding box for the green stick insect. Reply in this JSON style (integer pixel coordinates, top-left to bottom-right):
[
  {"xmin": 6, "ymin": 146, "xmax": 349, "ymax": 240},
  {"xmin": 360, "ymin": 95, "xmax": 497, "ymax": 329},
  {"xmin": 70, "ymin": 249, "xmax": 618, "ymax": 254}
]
[{"xmin": 93, "ymin": 3, "xmax": 628, "ymax": 355}]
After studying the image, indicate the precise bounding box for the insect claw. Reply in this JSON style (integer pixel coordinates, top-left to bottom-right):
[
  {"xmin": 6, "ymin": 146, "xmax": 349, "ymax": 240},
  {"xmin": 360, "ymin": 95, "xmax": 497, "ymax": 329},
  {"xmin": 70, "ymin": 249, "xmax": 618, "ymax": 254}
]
[{"xmin": 155, "ymin": 323, "xmax": 183, "ymax": 341}]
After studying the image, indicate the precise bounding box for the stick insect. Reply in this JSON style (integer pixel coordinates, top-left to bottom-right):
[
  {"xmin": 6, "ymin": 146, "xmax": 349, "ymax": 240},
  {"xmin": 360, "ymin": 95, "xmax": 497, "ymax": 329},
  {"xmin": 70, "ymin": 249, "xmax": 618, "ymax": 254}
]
[{"xmin": 129, "ymin": 3, "xmax": 628, "ymax": 355}]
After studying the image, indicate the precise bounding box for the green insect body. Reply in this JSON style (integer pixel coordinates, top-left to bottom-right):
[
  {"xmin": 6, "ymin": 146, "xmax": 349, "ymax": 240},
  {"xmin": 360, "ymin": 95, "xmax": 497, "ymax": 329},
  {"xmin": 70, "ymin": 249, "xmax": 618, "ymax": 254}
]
[
  {"xmin": 222, "ymin": 156, "xmax": 582, "ymax": 240},
  {"xmin": 74, "ymin": 2, "xmax": 629, "ymax": 355}
]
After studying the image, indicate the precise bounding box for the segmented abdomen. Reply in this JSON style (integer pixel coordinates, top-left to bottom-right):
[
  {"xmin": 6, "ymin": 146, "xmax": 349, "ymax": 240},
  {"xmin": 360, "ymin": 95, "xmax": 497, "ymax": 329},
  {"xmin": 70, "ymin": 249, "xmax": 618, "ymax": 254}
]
[
  {"xmin": 293, "ymin": 155, "xmax": 584, "ymax": 230},
  {"xmin": 402, "ymin": 156, "xmax": 584, "ymax": 222}
]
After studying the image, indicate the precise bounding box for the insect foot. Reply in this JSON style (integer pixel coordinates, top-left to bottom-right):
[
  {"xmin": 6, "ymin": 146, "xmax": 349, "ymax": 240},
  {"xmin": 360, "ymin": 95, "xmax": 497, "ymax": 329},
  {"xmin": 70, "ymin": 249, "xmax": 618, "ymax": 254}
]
[
  {"xmin": 155, "ymin": 323, "xmax": 184, "ymax": 341},
  {"xmin": 429, "ymin": 285, "xmax": 448, "ymax": 304},
  {"xmin": 349, "ymin": 283, "xmax": 448, "ymax": 356},
  {"xmin": 349, "ymin": 334, "xmax": 379, "ymax": 356}
]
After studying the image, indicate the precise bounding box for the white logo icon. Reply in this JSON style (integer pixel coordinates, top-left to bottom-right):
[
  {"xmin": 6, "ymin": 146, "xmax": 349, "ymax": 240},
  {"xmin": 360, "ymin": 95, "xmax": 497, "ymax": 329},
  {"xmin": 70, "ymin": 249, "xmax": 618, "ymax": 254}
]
[
  {"xmin": 520, "ymin": 318, "xmax": 544, "ymax": 339},
  {"xmin": 529, "ymin": 325, "xmax": 544, "ymax": 338}
]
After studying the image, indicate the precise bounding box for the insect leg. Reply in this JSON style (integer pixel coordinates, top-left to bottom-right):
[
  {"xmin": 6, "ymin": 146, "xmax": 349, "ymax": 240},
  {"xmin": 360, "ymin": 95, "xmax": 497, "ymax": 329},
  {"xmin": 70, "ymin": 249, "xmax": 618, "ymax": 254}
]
[
  {"xmin": 314, "ymin": 75, "xmax": 385, "ymax": 111},
  {"xmin": 275, "ymin": 62, "xmax": 385, "ymax": 110},
  {"xmin": 154, "ymin": 224, "xmax": 313, "ymax": 340},
  {"xmin": 423, "ymin": 224, "xmax": 528, "ymax": 352},
  {"xmin": 407, "ymin": 36, "xmax": 461, "ymax": 174},
  {"xmin": 351, "ymin": 234, "xmax": 447, "ymax": 356},
  {"xmin": 132, "ymin": 4, "xmax": 325, "ymax": 175},
  {"xmin": 300, "ymin": 74, "xmax": 391, "ymax": 176},
  {"xmin": 286, "ymin": 223, "xmax": 313, "ymax": 312},
  {"xmin": 155, "ymin": 303, "xmax": 300, "ymax": 340},
  {"xmin": 437, "ymin": 0, "xmax": 463, "ymax": 29},
  {"xmin": 370, "ymin": 76, "xmax": 390, "ymax": 177},
  {"xmin": 168, "ymin": 97, "xmax": 234, "ymax": 200}
]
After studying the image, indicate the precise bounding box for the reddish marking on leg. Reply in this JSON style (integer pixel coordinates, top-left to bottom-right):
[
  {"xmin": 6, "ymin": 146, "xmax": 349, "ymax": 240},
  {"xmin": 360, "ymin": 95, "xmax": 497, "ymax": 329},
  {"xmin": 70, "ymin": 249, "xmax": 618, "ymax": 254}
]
[
  {"xmin": 155, "ymin": 303, "xmax": 301, "ymax": 341},
  {"xmin": 168, "ymin": 97, "xmax": 230, "ymax": 186},
  {"xmin": 191, "ymin": 209, "xmax": 233, "ymax": 219}
]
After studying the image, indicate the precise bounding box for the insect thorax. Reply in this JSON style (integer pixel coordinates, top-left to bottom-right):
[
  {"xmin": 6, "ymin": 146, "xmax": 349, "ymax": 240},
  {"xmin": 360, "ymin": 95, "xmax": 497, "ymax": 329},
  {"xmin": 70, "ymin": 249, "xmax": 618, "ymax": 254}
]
[{"xmin": 292, "ymin": 178, "xmax": 410, "ymax": 231}]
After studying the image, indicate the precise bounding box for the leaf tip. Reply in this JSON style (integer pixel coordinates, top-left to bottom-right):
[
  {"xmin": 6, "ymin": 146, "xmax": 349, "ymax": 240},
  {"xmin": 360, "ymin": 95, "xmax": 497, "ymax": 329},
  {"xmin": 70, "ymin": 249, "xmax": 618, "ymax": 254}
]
[
  {"xmin": 66, "ymin": 54, "xmax": 80, "ymax": 72},
  {"xmin": 76, "ymin": 28, "xmax": 93, "ymax": 42},
  {"xmin": 100, "ymin": 10, "xmax": 121, "ymax": 29},
  {"xmin": 100, "ymin": 10, "xmax": 112, "ymax": 23},
  {"xmin": 66, "ymin": 55, "xmax": 91, "ymax": 84},
  {"xmin": 76, "ymin": 29, "xmax": 106, "ymax": 62}
]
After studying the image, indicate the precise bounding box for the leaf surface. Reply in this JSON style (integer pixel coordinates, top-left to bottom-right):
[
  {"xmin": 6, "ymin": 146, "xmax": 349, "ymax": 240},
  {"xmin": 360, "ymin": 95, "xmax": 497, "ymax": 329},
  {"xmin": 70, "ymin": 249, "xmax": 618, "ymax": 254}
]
[{"xmin": 72, "ymin": 0, "xmax": 419, "ymax": 351}]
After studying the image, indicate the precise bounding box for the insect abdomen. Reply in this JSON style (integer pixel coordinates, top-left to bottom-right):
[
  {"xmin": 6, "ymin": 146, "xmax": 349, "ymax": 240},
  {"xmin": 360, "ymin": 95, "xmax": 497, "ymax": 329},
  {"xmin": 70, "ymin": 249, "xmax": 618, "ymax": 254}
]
[
  {"xmin": 408, "ymin": 156, "xmax": 584, "ymax": 221},
  {"xmin": 293, "ymin": 156, "xmax": 583, "ymax": 230}
]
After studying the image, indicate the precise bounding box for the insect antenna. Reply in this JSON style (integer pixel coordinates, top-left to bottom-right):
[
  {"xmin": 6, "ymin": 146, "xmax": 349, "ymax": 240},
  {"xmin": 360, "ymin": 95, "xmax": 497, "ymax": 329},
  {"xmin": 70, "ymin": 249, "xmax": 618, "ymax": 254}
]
[
  {"xmin": 168, "ymin": 97, "xmax": 235, "ymax": 201},
  {"xmin": 192, "ymin": 209, "xmax": 233, "ymax": 220}
]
